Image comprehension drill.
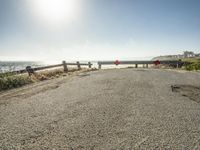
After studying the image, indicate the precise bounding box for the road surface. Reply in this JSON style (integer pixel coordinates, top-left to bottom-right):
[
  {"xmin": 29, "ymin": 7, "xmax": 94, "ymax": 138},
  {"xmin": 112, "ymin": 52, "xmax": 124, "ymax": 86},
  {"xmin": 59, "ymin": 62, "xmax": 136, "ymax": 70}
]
[{"xmin": 0, "ymin": 69, "xmax": 200, "ymax": 149}]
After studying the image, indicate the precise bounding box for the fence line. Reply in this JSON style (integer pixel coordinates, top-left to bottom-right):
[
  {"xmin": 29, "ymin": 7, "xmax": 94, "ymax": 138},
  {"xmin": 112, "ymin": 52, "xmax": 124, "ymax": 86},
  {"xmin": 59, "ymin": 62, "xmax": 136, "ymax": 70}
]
[
  {"xmin": 8, "ymin": 61, "xmax": 93, "ymax": 76},
  {"xmin": 97, "ymin": 60, "xmax": 185, "ymax": 69},
  {"xmin": 1, "ymin": 60, "xmax": 188, "ymax": 75}
]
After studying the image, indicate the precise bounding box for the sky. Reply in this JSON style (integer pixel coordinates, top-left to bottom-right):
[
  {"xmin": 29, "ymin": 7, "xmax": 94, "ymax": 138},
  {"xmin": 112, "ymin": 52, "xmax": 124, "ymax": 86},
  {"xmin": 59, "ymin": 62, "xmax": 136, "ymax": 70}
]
[{"xmin": 0, "ymin": 0, "xmax": 200, "ymax": 62}]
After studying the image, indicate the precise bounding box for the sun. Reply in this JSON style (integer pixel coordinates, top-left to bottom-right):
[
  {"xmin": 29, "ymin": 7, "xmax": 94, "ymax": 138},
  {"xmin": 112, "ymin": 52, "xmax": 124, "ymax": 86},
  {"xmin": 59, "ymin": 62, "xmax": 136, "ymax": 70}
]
[{"xmin": 31, "ymin": 0, "xmax": 78, "ymax": 24}]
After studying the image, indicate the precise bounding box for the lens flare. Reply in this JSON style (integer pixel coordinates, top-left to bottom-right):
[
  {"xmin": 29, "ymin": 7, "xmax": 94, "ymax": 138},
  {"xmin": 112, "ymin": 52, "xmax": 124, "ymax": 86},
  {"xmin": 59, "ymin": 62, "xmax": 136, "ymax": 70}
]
[{"xmin": 31, "ymin": 0, "xmax": 78, "ymax": 24}]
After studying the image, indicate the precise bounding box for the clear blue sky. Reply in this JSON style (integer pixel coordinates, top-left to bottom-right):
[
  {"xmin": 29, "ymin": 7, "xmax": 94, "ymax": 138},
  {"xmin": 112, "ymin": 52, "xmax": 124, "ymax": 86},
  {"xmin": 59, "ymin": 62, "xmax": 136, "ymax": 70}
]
[{"xmin": 0, "ymin": 0, "xmax": 200, "ymax": 61}]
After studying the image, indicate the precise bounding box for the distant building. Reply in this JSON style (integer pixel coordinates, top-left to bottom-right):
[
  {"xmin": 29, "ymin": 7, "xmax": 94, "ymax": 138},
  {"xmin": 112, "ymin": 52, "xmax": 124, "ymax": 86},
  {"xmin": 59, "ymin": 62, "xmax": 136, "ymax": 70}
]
[
  {"xmin": 194, "ymin": 53, "xmax": 200, "ymax": 57},
  {"xmin": 152, "ymin": 51, "xmax": 199, "ymax": 61},
  {"xmin": 183, "ymin": 51, "xmax": 195, "ymax": 58},
  {"xmin": 173, "ymin": 54, "xmax": 184, "ymax": 59}
]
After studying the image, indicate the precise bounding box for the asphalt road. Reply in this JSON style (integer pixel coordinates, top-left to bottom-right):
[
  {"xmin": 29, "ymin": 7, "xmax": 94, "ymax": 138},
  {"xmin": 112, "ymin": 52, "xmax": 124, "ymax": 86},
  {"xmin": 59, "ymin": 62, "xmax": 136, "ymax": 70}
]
[{"xmin": 0, "ymin": 69, "xmax": 200, "ymax": 150}]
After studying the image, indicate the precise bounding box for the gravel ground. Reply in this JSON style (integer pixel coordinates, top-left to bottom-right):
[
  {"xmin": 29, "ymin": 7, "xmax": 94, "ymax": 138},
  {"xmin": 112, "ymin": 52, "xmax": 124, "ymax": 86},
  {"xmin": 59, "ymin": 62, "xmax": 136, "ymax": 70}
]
[{"xmin": 0, "ymin": 68, "xmax": 200, "ymax": 150}]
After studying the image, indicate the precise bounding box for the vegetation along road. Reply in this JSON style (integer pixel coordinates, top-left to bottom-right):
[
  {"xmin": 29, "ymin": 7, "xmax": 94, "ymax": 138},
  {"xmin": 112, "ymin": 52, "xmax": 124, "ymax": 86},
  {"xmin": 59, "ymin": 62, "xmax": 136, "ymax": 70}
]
[{"xmin": 0, "ymin": 68, "xmax": 200, "ymax": 149}]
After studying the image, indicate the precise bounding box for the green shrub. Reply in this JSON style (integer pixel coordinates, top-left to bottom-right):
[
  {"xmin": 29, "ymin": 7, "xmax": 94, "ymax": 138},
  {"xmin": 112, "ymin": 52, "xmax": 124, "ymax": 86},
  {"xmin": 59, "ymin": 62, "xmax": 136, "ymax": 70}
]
[
  {"xmin": 0, "ymin": 68, "xmax": 83, "ymax": 91},
  {"xmin": 0, "ymin": 69, "xmax": 64, "ymax": 91},
  {"xmin": 185, "ymin": 62, "xmax": 200, "ymax": 71},
  {"xmin": 0, "ymin": 75, "xmax": 33, "ymax": 91},
  {"xmin": 0, "ymin": 72, "xmax": 16, "ymax": 78}
]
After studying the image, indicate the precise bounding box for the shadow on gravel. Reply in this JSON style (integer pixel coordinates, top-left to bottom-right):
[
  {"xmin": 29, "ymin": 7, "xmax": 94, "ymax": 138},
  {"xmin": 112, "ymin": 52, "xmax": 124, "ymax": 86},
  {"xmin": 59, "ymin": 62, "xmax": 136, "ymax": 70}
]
[
  {"xmin": 123, "ymin": 68, "xmax": 148, "ymax": 71},
  {"xmin": 78, "ymin": 73, "xmax": 90, "ymax": 78},
  {"xmin": 134, "ymin": 69, "xmax": 148, "ymax": 71},
  {"xmin": 171, "ymin": 85, "xmax": 200, "ymax": 103}
]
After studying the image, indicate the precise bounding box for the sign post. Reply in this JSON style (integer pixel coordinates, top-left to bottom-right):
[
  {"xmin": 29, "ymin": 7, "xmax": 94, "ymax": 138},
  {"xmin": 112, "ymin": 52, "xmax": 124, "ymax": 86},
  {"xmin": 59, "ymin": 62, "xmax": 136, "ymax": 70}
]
[
  {"xmin": 154, "ymin": 60, "xmax": 160, "ymax": 66},
  {"xmin": 114, "ymin": 60, "xmax": 120, "ymax": 66}
]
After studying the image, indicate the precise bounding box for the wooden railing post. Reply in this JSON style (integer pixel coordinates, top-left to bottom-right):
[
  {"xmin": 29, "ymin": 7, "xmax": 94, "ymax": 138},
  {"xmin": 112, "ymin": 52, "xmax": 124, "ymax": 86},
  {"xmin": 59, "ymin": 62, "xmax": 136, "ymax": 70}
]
[
  {"xmin": 88, "ymin": 62, "xmax": 92, "ymax": 68},
  {"xmin": 62, "ymin": 61, "xmax": 68, "ymax": 72},
  {"xmin": 146, "ymin": 64, "xmax": 148, "ymax": 68},
  {"xmin": 26, "ymin": 66, "xmax": 34, "ymax": 76},
  {"xmin": 77, "ymin": 61, "xmax": 81, "ymax": 70},
  {"xmin": 135, "ymin": 64, "xmax": 138, "ymax": 68},
  {"xmin": 98, "ymin": 63, "xmax": 101, "ymax": 69}
]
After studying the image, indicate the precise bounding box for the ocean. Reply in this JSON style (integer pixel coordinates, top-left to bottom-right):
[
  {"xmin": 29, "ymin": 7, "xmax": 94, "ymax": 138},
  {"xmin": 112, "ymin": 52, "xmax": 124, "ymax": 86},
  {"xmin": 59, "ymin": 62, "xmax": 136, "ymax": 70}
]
[
  {"xmin": 0, "ymin": 60, "xmax": 150, "ymax": 73},
  {"xmin": 0, "ymin": 61, "xmax": 96, "ymax": 73},
  {"xmin": 0, "ymin": 61, "xmax": 45, "ymax": 73}
]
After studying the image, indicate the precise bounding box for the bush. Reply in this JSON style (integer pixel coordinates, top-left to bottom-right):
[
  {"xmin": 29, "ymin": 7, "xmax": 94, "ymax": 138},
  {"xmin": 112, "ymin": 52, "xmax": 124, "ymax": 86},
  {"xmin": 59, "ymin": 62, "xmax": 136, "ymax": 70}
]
[
  {"xmin": 0, "ymin": 68, "xmax": 84, "ymax": 91},
  {"xmin": 0, "ymin": 72, "xmax": 16, "ymax": 78},
  {"xmin": 0, "ymin": 69, "xmax": 65, "ymax": 91},
  {"xmin": 185, "ymin": 62, "xmax": 200, "ymax": 71},
  {"xmin": 0, "ymin": 75, "xmax": 33, "ymax": 91},
  {"xmin": 0, "ymin": 69, "xmax": 64, "ymax": 91}
]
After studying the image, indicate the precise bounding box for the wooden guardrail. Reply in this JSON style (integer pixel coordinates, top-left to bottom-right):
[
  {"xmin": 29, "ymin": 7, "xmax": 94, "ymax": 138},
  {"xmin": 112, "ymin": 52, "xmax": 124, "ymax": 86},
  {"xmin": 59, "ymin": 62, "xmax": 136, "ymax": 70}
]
[
  {"xmin": 97, "ymin": 60, "xmax": 184, "ymax": 69},
  {"xmin": 11, "ymin": 61, "xmax": 93, "ymax": 76},
  {"xmin": 2, "ymin": 60, "xmax": 186, "ymax": 75}
]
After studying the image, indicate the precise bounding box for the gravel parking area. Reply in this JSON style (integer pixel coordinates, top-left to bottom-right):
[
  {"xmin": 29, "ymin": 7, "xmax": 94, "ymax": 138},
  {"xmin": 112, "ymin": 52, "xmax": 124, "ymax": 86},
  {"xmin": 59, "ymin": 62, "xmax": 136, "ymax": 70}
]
[{"xmin": 0, "ymin": 69, "xmax": 200, "ymax": 149}]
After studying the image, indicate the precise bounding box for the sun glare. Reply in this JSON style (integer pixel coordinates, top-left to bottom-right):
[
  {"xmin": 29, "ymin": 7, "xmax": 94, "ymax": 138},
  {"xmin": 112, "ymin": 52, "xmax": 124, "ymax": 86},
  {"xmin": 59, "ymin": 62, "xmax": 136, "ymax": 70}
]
[{"xmin": 31, "ymin": 0, "xmax": 78, "ymax": 24}]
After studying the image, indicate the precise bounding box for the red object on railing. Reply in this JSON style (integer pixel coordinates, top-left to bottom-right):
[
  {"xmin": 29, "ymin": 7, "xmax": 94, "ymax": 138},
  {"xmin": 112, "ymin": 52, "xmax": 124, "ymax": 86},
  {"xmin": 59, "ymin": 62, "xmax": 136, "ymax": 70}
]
[
  {"xmin": 114, "ymin": 60, "xmax": 120, "ymax": 65},
  {"xmin": 154, "ymin": 60, "xmax": 161, "ymax": 65}
]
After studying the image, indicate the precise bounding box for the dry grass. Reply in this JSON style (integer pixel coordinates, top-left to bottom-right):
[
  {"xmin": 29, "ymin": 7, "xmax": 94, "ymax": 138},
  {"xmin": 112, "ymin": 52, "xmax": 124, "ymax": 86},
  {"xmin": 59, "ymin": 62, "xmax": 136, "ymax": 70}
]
[{"xmin": 0, "ymin": 68, "xmax": 96, "ymax": 91}]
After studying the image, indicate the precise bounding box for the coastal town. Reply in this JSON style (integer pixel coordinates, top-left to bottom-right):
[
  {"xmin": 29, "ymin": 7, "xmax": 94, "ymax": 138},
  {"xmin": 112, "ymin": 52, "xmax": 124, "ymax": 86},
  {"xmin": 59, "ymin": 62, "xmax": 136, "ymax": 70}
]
[{"xmin": 153, "ymin": 51, "xmax": 200, "ymax": 60}]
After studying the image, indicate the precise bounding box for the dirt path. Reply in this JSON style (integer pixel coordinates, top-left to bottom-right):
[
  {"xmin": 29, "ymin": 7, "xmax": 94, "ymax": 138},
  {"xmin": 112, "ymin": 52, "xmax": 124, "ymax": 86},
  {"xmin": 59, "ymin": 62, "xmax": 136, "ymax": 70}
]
[{"xmin": 0, "ymin": 69, "xmax": 200, "ymax": 149}]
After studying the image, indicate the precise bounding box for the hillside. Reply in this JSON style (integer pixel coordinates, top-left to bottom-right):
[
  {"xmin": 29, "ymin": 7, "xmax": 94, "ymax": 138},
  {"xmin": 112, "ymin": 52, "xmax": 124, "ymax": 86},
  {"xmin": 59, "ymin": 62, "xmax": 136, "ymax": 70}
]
[{"xmin": 152, "ymin": 56, "xmax": 179, "ymax": 61}]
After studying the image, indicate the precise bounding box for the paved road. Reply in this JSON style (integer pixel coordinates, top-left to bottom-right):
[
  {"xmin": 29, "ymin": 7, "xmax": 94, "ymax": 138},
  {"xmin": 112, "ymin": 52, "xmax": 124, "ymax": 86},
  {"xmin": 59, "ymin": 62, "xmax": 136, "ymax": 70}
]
[{"xmin": 0, "ymin": 69, "xmax": 200, "ymax": 149}]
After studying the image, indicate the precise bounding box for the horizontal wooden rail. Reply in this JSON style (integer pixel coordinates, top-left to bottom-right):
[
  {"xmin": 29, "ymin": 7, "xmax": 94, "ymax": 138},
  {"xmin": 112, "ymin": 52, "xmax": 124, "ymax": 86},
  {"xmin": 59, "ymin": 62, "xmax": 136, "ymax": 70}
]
[
  {"xmin": 4, "ymin": 61, "xmax": 93, "ymax": 76},
  {"xmin": 98, "ymin": 60, "xmax": 183, "ymax": 65},
  {"xmin": 97, "ymin": 60, "xmax": 184, "ymax": 69},
  {"xmin": 34, "ymin": 64, "xmax": 63, "ymax": 71}
]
